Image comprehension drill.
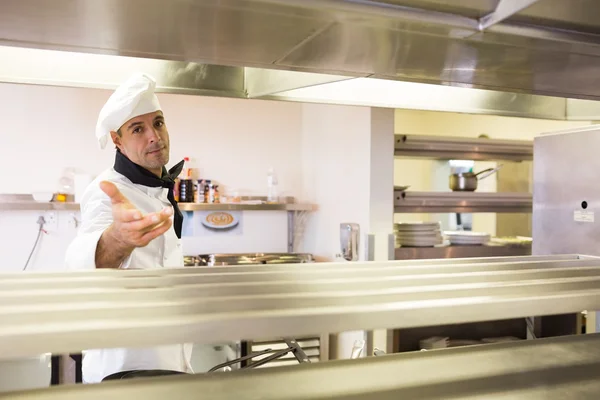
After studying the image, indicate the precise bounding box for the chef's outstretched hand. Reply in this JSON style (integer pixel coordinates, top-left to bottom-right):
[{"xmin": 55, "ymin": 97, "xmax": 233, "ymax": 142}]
[{"xmin": 100, "ymin": 180, "xmax": 173, "ymax": 248}]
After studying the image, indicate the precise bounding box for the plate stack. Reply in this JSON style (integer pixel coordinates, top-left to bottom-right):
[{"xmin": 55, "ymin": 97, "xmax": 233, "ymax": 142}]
[
  {"xmin": 419, "ymin": 336, "xmax": 449, "ymax": 351},
  {"xmin": 395, "ymin": 222, "xmax": 443, "ymax": 247},
  {"xmin": 444, "ymin": 231, "xmax": 491, "ymax": 246}
]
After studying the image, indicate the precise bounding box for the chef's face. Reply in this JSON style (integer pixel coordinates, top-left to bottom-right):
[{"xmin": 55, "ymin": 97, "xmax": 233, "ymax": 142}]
[{"xmin": 111, "ymin": 111, "xmax": 170, "ymax": 175}]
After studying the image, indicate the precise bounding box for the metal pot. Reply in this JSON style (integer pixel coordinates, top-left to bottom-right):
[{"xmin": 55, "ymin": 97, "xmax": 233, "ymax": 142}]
[{"xmin": 449, "ymin": 165, "xmax": 503, "ymax": 192}]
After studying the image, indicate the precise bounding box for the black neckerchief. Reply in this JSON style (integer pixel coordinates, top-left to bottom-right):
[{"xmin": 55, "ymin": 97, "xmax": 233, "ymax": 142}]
[{"xmin": 113, "ymin": 149, "xmax": 184, "ymax": 238}]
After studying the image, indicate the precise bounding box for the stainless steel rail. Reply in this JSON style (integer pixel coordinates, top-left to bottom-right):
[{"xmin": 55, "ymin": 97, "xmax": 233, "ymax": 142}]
[
  {"xmin": 5, "ymin": 333, "xmax": 600, "ymax": 399},
  {"xmin": 394, "ymin": 191, "xmax": 533, "ymax": 213},
  {"xmin": 0, "ymin": 255, "xmax": 598, "ymax": 360}
]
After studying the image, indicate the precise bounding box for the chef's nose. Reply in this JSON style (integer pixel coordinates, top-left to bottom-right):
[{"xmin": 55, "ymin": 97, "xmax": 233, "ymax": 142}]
[{"xmin": 148, "ymin": 126, "xmax": 162, "ymax": 143}]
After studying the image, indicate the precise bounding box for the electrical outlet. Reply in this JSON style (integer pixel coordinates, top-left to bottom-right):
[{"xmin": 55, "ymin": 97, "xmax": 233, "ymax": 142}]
[
  {"xmin": 67, "ymin": 213, "xmax": 80, "ymax": 229},
  {"xmin": 43, "ymin": 211, "xmax": 58, "ymax": 231}
]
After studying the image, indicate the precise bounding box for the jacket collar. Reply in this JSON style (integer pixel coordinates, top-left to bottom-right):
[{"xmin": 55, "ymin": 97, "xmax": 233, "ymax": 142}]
[
  {"xmin": 113, "ymin": 150, "xmax": 185, "ymax": 239},
  {"xmin": 113, "ymin": 149, "xmax": 184, "ymax": 189}
]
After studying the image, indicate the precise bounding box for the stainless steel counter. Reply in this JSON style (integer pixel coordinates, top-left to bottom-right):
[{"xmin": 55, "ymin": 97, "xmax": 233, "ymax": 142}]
[
  {"xmin": 395, "ymin": 244, "xmax": 531, "ymax": 260},
  {"xmin": 6, "ymin": 333, "xmax": 600, "ymax": 399},
  {"xmin": 0, "ymin": 255, "xmax": 599, "ymax": 360}
]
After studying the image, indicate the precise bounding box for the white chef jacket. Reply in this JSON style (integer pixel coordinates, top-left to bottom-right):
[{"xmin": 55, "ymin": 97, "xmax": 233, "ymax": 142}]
[{"xmin": 64, "ymin": 168, "xmax": 193, "ymax": 383}]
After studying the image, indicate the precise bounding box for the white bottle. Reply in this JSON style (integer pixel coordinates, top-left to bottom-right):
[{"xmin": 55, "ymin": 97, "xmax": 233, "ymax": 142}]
[{"xmin": 267, "ymin": 167, "xmax": 278, "ymax": 203}]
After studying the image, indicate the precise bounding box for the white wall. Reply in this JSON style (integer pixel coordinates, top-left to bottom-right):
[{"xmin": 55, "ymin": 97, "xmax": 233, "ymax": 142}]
[
  {"xmin": 300, "ymin": 104, "xmax": 371, "ymax": 261},
  {"xmin": 0, "ymin": 210, "xmax": 77, "ymax": 272},
  {"xmin": 0, "ymin": 83, "xmax": 395, "ymax": 273},
  {"xmin": 1, "ymin": 82, "xmax": 303, "ymax": 197},
  {"xmin": 300, "ymin": 105, "xmax": 394, "ymax": 262},
  {"xmin": 0, "ymin": 83, "xmax": 305, "ymax": 271}
]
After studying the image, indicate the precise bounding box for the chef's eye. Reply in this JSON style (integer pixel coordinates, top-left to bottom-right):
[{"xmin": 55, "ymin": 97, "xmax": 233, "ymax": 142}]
[
  {"xmin": 155, "ymin": 120, "xmax": 164, "ymax": 128},
  {"xmin": 133, "ymin": 126, "xmax": 143, "ymax": 134}
]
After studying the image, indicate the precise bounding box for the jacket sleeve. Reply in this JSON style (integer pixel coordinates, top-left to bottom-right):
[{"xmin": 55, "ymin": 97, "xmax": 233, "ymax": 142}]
[{"xmin": 64, "ymin": 181, "xmax": 132, "ymax": 270}]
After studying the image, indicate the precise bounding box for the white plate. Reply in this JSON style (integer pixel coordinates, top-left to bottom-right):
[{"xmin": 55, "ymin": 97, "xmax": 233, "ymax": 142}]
[
  {"xmin": 395, "ymin": 222, "xmax": 440, "ymax": 230},
  {"xmin": 444, "ymin": 231, "xmax": 490, "ymax": 237},
  {"xmin": 397, "ymin": 239, "xmax": 443, "ymax": 247},
  {"xmin": 395, "ymin": 228, "xmax": 441, "ymax": 234},
  {"xmin": 200, "ymin": 212, "xmax": 240, "ymax": 230},
  {"xmin": 447, "ymin": 234, "xmax": 489, "ymax": 240},
  {"xmin": 396, "ymin": 231, "xmax": 442, "ymax": 238}
]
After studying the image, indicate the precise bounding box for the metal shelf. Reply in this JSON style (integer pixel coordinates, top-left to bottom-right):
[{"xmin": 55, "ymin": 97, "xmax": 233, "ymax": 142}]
[
  {"xmin": 0, "ymin": 201, "xmax": 81, "ymax": 211},
  {"xmin": 0, "ymin": 202, "xmax": 316, "ymax": 212},
  {"xmin": 395, "ymin": 244, "xmax": 531, "ymax": 260},
  {"xmin": 178, "ymin": 203, "xmax": 316, "ymax": 212},
  {"xmin": 0, "ymin": 194, "xmax": 316, "ymax": 212},
  {"xmin": 0, "ymin": 254, "xmax": 599, "ymax": 360},
  {"xmin": 394, "ymin": 191, "xmax": 532, "ymax": 213},
  {"xmin": 16, "ymin": 333, "xmax": 600, "ymax": 400},
  {"xmin": 394, "ymin": 134, "xmax": 533, "ymax": 161}
]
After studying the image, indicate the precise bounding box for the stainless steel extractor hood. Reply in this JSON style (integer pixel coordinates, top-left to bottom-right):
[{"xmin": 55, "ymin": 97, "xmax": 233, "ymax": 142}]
[{"xmin": 2, "ymin": 0, "xmax": 600, "ymax": 119}]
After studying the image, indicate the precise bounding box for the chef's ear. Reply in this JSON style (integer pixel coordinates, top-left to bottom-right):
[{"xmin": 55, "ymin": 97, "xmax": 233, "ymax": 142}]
[{"xmin": 110, "ymin": 130, "xmax": 122, "ymax": 150}]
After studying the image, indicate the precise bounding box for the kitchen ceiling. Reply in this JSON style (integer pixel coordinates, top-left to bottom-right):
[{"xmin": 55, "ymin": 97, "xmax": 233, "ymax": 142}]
[{"xmin": 2, "ymin": 0, "xmax": 600, "ymax": 116}]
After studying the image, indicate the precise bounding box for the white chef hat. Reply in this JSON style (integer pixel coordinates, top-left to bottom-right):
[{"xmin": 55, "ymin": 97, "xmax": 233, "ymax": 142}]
[{"xmin": 95, "ymin": 73, "xmax": 162, "ymax": 149}]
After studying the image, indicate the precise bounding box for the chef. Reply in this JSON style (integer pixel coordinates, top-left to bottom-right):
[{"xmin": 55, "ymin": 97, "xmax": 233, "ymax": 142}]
[{"xmin": 65, "ymin": 73, "xmax": 193, "ymax": 383}]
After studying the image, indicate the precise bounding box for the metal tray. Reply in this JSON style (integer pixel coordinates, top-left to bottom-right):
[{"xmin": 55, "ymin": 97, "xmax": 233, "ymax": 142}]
[{"xmin": 186, "ymin": 253, "xmax": 314, "ymax": 266}]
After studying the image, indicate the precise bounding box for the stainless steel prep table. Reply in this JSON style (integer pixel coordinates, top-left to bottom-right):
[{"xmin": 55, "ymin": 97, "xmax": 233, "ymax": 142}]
[
  {"xmin": 5, "ymin": 332, "xmax": 600, "ymax": 399},
  {"xmin": 1, "ymin": 255, "xmax": 600, "ymax": 398}
]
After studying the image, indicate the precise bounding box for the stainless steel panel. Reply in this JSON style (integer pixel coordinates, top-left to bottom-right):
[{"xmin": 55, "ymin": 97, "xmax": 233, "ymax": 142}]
[
  {"xmin": 244, "ymin": 67, "xmax": 354, "ymax": 98},
  {"xmin": 533, "ymin": 125, "xmax": 600, "ymax": 256},
  {"xmin": 0, "ymin": 0, "xmax": 331, "ymax": 66},
  {"xmin": 8, "ymin": 259, "xmax": 600, "ymax": 291},
  {"xmin": 2, "ymin": 0, "xmax": 600, "ymax": 102},
  {"xmin": 510, "ymin": 0, "xmax": 600, "ymax": 33},
  {"xmin": 194, "ymin": 253, "xmax": 314, "ymax": 266},
  {"xmin": 2, "ymin": 277, "xmax": 600, "ymax": 361},
  {"xmin": 395, "ymin": 244, "xmax": 531, "ymax": 260},
  {"xmin": 265, "ymin": 76, "xmax": 568, "ymax": 120},
  {"xmin": 279, "ymin": 20, "xmax": 600, "ymax": 99},
  {"xmin": 0, "ymin": 256, "xmax": 598, "ymax": 359},
  {"xmin": 254, "ymin": 0, "xmax": 480, "ymax": 33},
  {"xmin": 9, "ymin": 335, "xmax": 600, "ymax": 400},
  {"xmin": 0, "ymin": 255, "xmax": 584, "ymax": 281},
  {"xmin": 395, "ymin": 191, "xmax": 532, "ymax": 213},
  {"xmin": 374, "ymin": 0, "xmax": 497, "ymax": 18},
  {"xmin": 394, "ymin": 134, "xmax": 533, "ymax": 161},
  {"xmin": 0, "ymin": 45, "xmax": 246, "ymax": 96},
  {"xmin": 379, "ymin": 0, "xmax": 600, "ymax": 34},
  {"xmin": 8, "ymin": 333, "xmax": 600, "ymax": 400}
]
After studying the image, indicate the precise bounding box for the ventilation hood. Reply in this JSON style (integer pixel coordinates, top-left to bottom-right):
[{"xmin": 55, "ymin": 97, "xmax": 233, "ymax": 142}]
[{"xmin": 2, "ymin": 0, "xmax": 600, "ymax": 119}]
